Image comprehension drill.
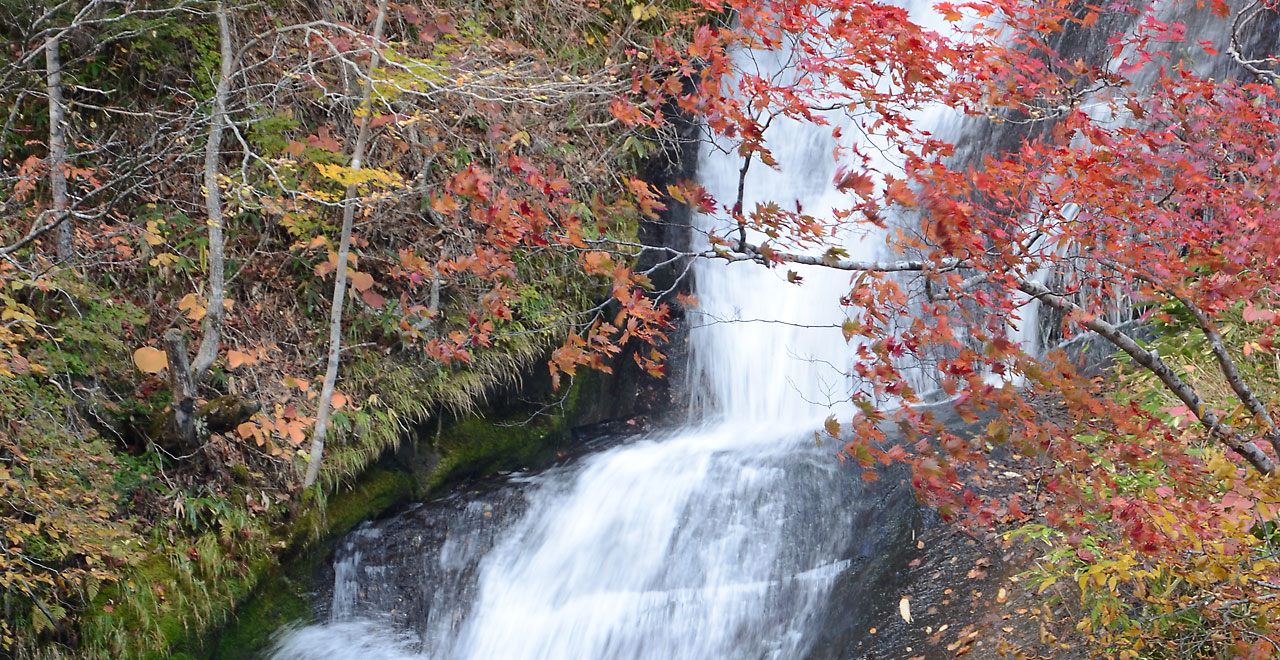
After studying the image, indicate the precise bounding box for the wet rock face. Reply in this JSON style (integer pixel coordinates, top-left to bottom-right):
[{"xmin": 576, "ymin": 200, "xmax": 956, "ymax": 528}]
[
  {"xmin": 312, "ymin": 480, "xmax": 534, "ymax": 640},
  {"xmin": 802, "ymin": 482, "xmax": 923, "ymax": 660}
]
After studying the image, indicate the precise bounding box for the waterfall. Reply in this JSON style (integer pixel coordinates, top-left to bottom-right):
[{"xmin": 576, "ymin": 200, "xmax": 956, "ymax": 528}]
[{"xmin": 269, "ymin": 4, "xmax": 956, "ymax": 659}]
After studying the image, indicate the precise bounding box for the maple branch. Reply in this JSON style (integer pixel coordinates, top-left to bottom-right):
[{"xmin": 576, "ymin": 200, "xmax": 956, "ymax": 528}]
[
  {"xmin": 724, "ymin": 239, "xmax": 964, "ymax": 272},
  {"xmin": 1098, "ymin": 258, "xmax": 1280, "ymax": 461},
  {"xmin": 925, "ymin": 272, "xmax": 989, "ymax": 301},
  {"xmin": 1018, "ymin": 278, "xmax": 1277, "ymax": 476},
  {"xmin": 1171, "ymin": 292, "xmax": 1280, "ymax": 460},
  {"xmin": 1228, "ymin": 0, "xmax": 1279, "ymax": 84},
  {"xmin": 729, "ymin": 114, "xmax": 775, "ymax": 250}
]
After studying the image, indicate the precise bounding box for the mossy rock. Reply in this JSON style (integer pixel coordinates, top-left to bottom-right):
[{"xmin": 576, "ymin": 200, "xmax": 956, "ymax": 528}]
[
  {"xmin": 428, "ymin": 416, "xmax": 567, "ymax": 491},
  {"xmin": 424, "ymin": 369, "xmax": 601, "ymax": 492},
  {"xmin": 202, "ymin": 467, "xmax": 416, "ymax": 659},
  {"xmin": 324, "ymin": 467, "xmax": 416, "ymax": 538},
  {"xmin": 200, "ymin": 361, "xmax": 607, "ymax": 658},
  {"xmin": 202, "ymin": 571, "xmax": 311, "ymax": 660}
]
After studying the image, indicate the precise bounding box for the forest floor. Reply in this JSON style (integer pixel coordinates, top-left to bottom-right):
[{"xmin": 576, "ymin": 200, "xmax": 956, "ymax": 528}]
[{"xmin": 853, "ymin": 394, "xmax": 1089, "ymax": 660}]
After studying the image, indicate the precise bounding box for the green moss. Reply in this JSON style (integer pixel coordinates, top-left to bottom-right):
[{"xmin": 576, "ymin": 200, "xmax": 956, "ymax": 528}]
[
  {"xmin": 206, "ymin": 464, "xmax": 416, "ymax": 659},
  {"xmin": 326, "ymin": 467, "xmax": 416, "ymax": 536},
  {"xmin": 203, "ymin": 570, "xmax": 311, "ymax": 660},
  {"xmin": 201, "ymin": 467, "xmax": 415, "ymax": 659},
  {"xmin": 429, "ymin": 416, "xmax": 565, "ymax": 490},
  {"xmin": 427, "ymin": 373, "xmax": 595, "ymax": 492},
  {"xmin": 79, "ymin": 524, "xmax": 268, "ymax": 659}
]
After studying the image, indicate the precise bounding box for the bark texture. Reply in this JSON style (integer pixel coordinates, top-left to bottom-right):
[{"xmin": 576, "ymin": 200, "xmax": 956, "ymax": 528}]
[
  {"xmin": 304, "ymin": 0, "xmax": 391, "ymax": 488},
  {"xmin": 192, "ymin": 0, "xmax": 236, "ymax": 381}
]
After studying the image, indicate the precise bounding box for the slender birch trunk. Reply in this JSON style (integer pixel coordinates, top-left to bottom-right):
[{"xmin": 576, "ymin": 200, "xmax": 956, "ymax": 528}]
[
  {"xmin": 191, "ymin": 0, "xmax": 235, "ymax": 381},
  {"xmin": 45, "ymin": 34, "xmax": 71, "ymax": 263},
  {"xmin": 304, "ymin": 0, "xmax": 390, "ymax": 488}
]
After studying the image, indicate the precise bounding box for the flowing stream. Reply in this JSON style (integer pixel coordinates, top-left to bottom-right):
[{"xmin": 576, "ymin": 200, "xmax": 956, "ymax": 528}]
[{"xmin": 270, "ymin": 4, "xmax": 963, "ymax": 659}]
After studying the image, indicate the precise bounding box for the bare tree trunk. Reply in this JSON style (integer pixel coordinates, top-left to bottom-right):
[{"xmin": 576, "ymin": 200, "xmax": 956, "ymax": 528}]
[
  {"xmin": 191, "ymin": 0, "xmax": 235, "ymax": 381},
  {"xmin": 45, "ymin": 34, "xmax": 71, "ymax": 264},
  {"xmin": 163, "ymin": 328, "xmax": 198, "ymax": 451},
  {"xmin": 303, "ymin": 0, "xmax": 390, "ymax": 489}
]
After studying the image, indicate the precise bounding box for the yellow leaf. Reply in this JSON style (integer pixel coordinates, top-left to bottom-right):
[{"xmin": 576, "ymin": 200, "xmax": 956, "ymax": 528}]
[
  {"xmin": 1208, "ymin": 452, "xmax": 1236, "ymax": 480},
  {"xmin": 144, "ymin": 220, "xmax": 166, "ymax": 246},
  {"xmin": 314, "ymin": 162, "xmax": 405, "ymax": 189},
  {"xmin": 151, "ymin": 252, "xmax": 180, "ymax": 267},
  {"xmin": 508, "ymin": 130, "xmax": 531, "ymax": 149},
  {"xmin": 899, "ymin": 595, "xmax": 912, "ymax": 623},
  {"xmin": 132, "ymin": 346, "xmax": 168, "ymax": 374},
  {"xmin": 631, "ymin": 3, "xmax": 644, "ymax": 20}
]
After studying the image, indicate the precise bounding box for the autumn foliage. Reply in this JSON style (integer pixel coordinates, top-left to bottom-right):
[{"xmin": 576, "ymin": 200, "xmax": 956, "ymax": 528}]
[
  {"xmin": 4, "ymin": 0, "xmax": 1280, "ymax": 655},
  {"xmin": 619, "ymin": 0, "xmax": 1280, "ymax": 653}
]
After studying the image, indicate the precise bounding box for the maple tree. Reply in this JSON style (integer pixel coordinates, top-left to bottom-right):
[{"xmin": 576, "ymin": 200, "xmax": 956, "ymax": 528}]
[{"xmin": 607, "ymin": 0, "xmax": 1280, "ymax": 653}]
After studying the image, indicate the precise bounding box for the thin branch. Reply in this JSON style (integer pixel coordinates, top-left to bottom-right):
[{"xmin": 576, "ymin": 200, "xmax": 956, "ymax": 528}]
[
  {"xmin": 726, "ymin": 239, "xmax": 964, "ymax": 272},
  {"xmin": 1019, "ymin": 278, "xmax": 1276, "ymax": 475}
]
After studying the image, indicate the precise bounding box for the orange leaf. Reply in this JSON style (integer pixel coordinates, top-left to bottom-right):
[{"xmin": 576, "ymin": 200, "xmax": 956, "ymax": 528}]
[
  {"xmin": 227, "ymin": 350, "xmax": 253, "ymax": 369},
  {"xmin": 350, "ymin": 270, "xmax": 374, "ymax": 292},
  {"xmin": 133, "ymin": 347, "xmax": 168, "ymax": 374},
  {"xmin": 178, "ymin": 293, "xmax": 206, "ymax": 322},
  {"xmin": 583, "ymin": 251, "xmax": 616, "ymax": 275}
]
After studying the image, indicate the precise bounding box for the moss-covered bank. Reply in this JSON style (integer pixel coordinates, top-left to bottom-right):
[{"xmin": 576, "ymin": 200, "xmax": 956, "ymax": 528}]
[{"xmin": 195, "ymin": 367, "xmax": 620, "ymax": 659}]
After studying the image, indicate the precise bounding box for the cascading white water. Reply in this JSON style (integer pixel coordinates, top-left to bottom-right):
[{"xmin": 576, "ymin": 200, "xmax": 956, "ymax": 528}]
[{"xmin": 269, "ymin": 7, "xmax": 952, "ymax": 659}]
